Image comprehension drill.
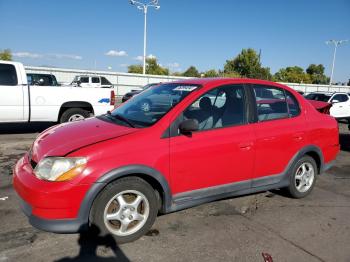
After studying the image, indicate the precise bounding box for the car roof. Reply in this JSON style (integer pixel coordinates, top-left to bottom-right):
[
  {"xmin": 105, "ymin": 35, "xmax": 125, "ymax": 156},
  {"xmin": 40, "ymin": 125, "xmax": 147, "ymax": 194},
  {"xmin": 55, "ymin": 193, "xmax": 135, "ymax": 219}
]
[
  {"xmin": 27, "ymin": 73, "xmax": 53, "ymax": 76},
  {"xmin": 169, "ymin": 77, "xmax": 288, "ymax": 87},
  {"xmin": 307, "ymin": 92, "xmax": 333, "ymax": 95}
]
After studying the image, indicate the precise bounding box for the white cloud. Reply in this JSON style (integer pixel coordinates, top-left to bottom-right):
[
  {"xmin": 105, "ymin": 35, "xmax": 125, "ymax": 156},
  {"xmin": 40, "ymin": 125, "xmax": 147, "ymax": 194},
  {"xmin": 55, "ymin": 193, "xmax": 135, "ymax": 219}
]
[
  {"xmin": 49, "ymin": 54, "xmax": 82, "ymax": 60},
  {"xmin": 13, "ymin": 52, "xmax": 43, "ymax": 59},
  {"xmin": 13, "ymin": 52, "xmax": 82, "ymax": 60},
  {"xmin": 105, "ymin": 50, "xmax": 128, "ymax": 57},
  {"xmin": 134, "ymin": 54, "xmax": 157, "ymax": 61},
  {"xmin": 168, "ymin": 62, "xmax": 180, "ymax": 68}
]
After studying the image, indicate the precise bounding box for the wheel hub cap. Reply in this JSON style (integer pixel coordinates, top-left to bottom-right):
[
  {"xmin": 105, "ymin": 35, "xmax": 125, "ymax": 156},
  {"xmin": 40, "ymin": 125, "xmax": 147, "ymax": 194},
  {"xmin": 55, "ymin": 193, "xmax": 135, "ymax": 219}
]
[
  {"xmin": 103, "ymin": 190, "xmax": 150, "ymax": 237},
  {"xmin": 295, "ymin": 162, "xmax": 315, "ymax": 193}
]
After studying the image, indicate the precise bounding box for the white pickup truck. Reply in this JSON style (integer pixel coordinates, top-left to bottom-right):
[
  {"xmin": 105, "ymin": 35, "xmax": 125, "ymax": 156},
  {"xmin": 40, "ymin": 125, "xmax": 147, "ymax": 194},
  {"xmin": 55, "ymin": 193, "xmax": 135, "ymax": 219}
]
[{"xmin": 0, "ymin": 60, "xmax": 115, "ymax": 123}]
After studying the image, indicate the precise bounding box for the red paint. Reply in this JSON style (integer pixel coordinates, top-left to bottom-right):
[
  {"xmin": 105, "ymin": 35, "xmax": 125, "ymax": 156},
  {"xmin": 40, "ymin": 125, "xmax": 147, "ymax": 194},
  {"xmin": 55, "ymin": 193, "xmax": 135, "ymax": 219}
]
[{"xmin": 13, "ymin": 78, "xmax": 340, "ymax": 221}]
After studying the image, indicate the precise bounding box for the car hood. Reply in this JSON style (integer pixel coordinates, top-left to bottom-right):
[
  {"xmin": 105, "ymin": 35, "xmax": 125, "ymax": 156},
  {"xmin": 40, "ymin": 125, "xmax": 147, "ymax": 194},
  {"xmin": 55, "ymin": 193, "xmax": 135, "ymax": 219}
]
[{"xmin": 31, "ymin": 117, "xmax": 137, "ymax": 162}]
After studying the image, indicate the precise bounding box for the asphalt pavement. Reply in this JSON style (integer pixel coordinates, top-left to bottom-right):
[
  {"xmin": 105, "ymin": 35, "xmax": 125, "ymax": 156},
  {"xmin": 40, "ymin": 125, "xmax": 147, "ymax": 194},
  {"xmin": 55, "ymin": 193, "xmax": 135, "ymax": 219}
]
[{"xmin": 0, "ymin": 122, "xmax": 349, "ymax": 262}]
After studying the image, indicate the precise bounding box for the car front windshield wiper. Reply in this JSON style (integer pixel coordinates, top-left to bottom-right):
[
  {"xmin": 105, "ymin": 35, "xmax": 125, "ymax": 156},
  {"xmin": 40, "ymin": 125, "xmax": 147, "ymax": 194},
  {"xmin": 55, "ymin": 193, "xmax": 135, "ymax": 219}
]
[{"xmin": 106, "ymin": 111, "xmax": 135, "ymax": 128}]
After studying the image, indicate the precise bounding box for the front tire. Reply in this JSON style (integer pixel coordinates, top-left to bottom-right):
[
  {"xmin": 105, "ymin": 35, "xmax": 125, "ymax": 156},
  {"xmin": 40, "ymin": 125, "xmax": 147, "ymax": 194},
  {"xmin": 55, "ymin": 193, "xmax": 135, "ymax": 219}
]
[
  {"xmin": 285, "ymin": 156, "xmax": 317, "ymax": 198},
  {"xmin": 89, "ymin": 177, "xmax": 158, "ymax": 244}
]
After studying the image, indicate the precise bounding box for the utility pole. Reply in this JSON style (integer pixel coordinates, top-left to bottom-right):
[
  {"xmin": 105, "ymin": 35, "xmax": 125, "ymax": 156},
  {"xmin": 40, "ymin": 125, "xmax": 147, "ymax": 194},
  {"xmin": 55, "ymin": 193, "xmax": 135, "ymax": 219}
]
[
  {"xmin": 326, "ymin": 39, "xmax": 348, "ymax": 85},
  {"xmin": 129, "ymin": 0, "xmax": 160, "ymax": 75}
]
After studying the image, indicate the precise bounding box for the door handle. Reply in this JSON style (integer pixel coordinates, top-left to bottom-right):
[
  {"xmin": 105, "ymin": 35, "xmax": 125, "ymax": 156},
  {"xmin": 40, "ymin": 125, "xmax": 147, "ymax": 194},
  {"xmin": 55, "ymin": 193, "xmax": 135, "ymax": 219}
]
[
  {"xmin": 263, "ymin": 137, "xmax": 276, "ymax": 142},
  {"xmin": 239, "ymin": 142, "xmax": 253, "ymax": 150},
  {"xmin": 293, "ymin": 136, "xmax": 303, "ymax": 141},
  {"xmin": 293, "ymin": 132, "xmax": 304, "ymax": 141}
]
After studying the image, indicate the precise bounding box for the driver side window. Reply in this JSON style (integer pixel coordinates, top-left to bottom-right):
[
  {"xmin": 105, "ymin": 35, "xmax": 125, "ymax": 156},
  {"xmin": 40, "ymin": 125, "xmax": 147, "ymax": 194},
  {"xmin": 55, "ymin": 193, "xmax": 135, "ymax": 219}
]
[{"xmin": 183, "ymin": 85, "xmax": 246, "ymax": 131}]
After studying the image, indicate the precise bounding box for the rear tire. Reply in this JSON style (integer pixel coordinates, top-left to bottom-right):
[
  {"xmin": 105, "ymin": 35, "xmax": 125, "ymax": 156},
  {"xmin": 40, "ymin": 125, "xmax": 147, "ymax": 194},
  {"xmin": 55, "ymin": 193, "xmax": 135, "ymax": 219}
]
[
  {"xmin": 89, "ymin": 177, "xmax": 158, "ymax": 244},
  {"xmin": 285, "ymin": 156, "xmax": 317, "ymax": 198},
  {"xmin": 60, "ymin": 108, "xmax": 90, "ymax": 123}
]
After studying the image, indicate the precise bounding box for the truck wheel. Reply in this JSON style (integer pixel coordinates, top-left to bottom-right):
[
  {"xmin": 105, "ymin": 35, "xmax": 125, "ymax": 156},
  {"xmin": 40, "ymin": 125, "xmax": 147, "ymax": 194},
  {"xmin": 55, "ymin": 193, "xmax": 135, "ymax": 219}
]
[
  {"xmin": 89, "ymin": 177, "xmax": 158, "ymax": 244},
  {"xmin": 60, "ymin": 108, "xmax": 90, "ymax": 123}
]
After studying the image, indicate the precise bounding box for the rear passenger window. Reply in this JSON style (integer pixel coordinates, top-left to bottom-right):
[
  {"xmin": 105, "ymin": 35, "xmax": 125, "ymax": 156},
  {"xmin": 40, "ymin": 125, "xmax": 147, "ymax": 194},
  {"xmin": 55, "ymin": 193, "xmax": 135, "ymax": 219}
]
[
  {"xmin": 92, "ymin": 77, "xmax": 100, "ymax": 83},
  {"xmin": 285, "ymin": 90, "xmax": 300, "ymax": 117},
  {"xmin": 253, "ymin": 85, "xmax": 288, "ymax": 121},
  {"xmin": 0, "ymin": 64, "xmax": 18, "ymax": 86},
  {"xmin": 80, "ymin": 77, "xmax": 89, "ymax": 83},
  {"xmin": 101, "ymin": 77, "xmax": 112, "ymax": 85}
]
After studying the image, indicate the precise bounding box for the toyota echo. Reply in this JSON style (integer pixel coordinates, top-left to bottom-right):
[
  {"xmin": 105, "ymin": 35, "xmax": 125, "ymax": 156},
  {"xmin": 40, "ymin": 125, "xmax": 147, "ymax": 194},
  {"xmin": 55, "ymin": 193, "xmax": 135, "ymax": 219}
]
[{"xmin": 13, "ymin": 78, "xmax": 339, "ymax": 243}]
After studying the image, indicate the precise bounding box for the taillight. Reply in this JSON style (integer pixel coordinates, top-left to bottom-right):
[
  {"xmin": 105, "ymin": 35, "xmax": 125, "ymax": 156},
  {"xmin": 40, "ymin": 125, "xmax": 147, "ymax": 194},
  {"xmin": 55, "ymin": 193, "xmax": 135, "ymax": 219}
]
[
  {"xmin": 315, "ymin": 103, "xmax": 331, "ymax": 115},
  {"xmin": 110, "ymin": 90, "xmax": 116, "ymax": 106}
]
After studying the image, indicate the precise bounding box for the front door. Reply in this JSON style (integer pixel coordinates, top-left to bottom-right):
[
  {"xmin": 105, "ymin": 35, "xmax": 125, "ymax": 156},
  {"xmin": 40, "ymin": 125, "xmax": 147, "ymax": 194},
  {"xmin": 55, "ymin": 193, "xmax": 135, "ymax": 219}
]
[
  {"xmin": 0, "ymin": 63, "xmax": 24, "ymax": 122},
  {"xmin": 169, "ymin": 84, "xmax": 255, "ymax": 195}
]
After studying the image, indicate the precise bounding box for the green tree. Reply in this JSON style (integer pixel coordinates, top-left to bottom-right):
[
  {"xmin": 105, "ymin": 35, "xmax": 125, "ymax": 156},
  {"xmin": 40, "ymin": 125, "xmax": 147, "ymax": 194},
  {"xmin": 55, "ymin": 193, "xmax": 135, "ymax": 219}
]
[
  {"xmin": 224, "ymin": 48, "xmax": 271, "ymax": 80},
  {"xmin": 146, "ymin": 58, "xmax": 169, "ymax": 75},
  {"xmin": 183, "ymin": 66, "xmax": 200, "ymax": 77},
  {"xmin": 0, "ymin": 49, "xmax": 12, "ymax": 61},
  {"xmin": 203, "ymin": 69, "xmax": 219, "ymax": 77},
  {"xmin": 128, "ymin": 58, "xmax": 169, "ymax": 75},
  {"xmin": 306, "ymin": 64, "xmax": 329, "ymax": 84},
  {"xmin": 127, "ymin": 64, "xmax": 143, "ymax": 74},
  {"xmin": 273, "ymin": 66, "xmax": 311, "ymax": 83},
  {"xmin": 221, "ymin": 71, "xmax": 241, "ymax": 78}
]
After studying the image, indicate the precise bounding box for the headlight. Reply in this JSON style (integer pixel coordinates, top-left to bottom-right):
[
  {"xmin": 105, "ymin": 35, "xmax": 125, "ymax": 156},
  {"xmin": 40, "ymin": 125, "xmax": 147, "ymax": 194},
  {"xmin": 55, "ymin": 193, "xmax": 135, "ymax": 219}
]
[{"xmin": 34, "ymin": 157, "xmax": 87, "ymax": 182}]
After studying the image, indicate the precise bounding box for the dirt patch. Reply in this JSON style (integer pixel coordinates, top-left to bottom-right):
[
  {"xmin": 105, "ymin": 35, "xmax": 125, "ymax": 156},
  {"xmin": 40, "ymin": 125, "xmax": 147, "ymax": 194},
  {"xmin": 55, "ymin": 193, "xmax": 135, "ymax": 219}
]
[{"xmin": 0, "ymin": 228, "xmax": 40, "ymax": 252}]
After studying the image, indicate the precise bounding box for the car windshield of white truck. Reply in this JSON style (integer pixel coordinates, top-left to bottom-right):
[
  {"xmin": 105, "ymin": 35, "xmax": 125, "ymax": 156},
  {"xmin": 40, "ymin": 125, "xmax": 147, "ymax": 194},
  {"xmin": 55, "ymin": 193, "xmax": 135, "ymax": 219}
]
[{"xmin": 109, "ymin": 83, "xmax": 200, "ymax": 128}]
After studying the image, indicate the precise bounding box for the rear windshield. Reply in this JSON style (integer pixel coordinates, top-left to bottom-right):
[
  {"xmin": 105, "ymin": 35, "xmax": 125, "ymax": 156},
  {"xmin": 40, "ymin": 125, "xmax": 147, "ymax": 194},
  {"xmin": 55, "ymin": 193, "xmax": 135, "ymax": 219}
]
[{"xmin": 305, "ymin": 93, "xmax": 331, "ymax": 102}]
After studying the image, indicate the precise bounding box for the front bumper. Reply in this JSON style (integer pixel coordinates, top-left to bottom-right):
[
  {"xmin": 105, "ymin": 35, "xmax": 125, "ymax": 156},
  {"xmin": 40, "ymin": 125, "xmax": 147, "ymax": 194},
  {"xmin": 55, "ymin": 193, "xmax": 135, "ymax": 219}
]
[
  {"xmin": 19, "ymin": 198, "xmax": 87, "ymax": 233},
  {"xmin": 13, "ymin": 154, "xmax": 95, "ymax": 233}
]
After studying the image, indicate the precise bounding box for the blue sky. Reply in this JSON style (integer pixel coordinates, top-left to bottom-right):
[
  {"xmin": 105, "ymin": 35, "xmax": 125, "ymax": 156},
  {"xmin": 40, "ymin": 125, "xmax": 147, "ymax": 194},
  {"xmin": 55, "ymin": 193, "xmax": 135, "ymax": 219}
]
[{"xmin": 0, "ymin": 0, "xmax": 349, "ymax": 82}]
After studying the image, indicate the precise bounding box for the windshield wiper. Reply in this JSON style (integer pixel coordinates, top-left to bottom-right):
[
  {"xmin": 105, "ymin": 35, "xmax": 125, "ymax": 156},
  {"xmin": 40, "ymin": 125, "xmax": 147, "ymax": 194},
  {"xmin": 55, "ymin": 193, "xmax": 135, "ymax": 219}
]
[{"xmin": 106, "ymin": 111, "xmax": 135, "ymax": 128}]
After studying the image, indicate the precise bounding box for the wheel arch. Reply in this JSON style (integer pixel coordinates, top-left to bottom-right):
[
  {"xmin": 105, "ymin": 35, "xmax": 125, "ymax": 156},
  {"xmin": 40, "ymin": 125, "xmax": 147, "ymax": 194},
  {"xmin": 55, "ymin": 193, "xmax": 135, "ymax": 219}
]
[
  {"xmin": 294, "ymin": 145, "xmax": 324, "ymax": 174},
  {"xmin": 58, "ymin": 101, "xmax": 94, "ymax": 121},
  {"xmin": 77, "ymin": 165, "xmax": 172, "ymax": 227}
]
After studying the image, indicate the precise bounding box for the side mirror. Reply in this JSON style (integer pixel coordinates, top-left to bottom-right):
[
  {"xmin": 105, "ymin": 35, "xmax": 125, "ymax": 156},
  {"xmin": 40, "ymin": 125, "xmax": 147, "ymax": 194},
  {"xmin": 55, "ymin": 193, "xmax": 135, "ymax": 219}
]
[
  {"xmin": 179, "ymin": 119, "xmax": 199, "ymax": 134},
  {"xmin": 332, "ymin": 99, "xmax": 339, "ymax": 103}
]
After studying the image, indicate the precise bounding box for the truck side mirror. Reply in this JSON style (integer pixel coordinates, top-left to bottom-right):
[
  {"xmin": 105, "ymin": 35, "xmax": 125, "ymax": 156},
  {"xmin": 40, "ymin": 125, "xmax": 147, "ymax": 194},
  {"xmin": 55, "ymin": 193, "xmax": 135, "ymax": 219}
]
[{"xmin": 331, "ymin": 99, "xmax": 339, "ymax": 103}]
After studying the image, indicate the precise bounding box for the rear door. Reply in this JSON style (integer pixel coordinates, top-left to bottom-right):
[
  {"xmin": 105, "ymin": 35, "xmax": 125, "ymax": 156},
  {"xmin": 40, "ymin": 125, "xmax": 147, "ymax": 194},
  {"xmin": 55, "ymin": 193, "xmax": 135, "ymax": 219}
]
[
  {"xmin": 250, "ymin": 84, "xmax": 307, "ymax": 183},
  {"xmin": 79, "ymin": 76, "xmax": 90, "ymax": 87},
  {"xmin": 0, "ymin": 63, "xmax": 25, "ymax": 122},
  {"xmin": 91, "ymin": 77, "xmax": 101, "ymax": 88},
  {"xmin": 329, "ymin": 94, "xmax": 350, "ymax": 118}
]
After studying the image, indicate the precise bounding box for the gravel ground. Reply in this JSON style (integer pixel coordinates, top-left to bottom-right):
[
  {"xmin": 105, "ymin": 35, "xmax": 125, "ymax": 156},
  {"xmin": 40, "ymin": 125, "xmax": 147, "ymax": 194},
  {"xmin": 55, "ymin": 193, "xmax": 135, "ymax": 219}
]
[{"xmin": 0, "ymin": 122, "xmax": 349, "ymax": 262}]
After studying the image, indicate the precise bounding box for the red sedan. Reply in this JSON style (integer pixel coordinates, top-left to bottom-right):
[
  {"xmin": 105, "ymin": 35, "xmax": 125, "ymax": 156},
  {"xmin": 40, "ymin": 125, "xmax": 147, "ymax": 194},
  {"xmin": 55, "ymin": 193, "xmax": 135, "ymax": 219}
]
[{"xmin": 13, "ymin": 78, "xmax": 339, "ymax": 243}]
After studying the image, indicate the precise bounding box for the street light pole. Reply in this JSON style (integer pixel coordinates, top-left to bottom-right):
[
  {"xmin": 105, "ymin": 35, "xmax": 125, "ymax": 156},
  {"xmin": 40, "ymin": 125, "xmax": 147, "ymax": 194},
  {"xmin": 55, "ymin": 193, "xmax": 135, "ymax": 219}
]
[
  {"xmin": 143, "ymin": 6, "xmax": 147, "ymax": 75},
  {"xmin": 326, "ymin": 39, "xmax": 348, "ymax": 85},
  {"xmin": 129, "ymin": 0, "xmax": 160, "ymax": 75}
]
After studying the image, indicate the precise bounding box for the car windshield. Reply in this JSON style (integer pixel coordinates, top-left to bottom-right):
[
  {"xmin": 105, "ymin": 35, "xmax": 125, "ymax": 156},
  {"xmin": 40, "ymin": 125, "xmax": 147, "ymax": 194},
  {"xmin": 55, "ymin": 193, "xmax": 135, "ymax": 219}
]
[
  {"xmin": 110, "ymin": 83, "xmax": 200, "ymax": 128},
  {"xmin": 305, "ymin": 93, "xmax": 331, "ymax": 102},
  {"xmin": 142, "ymin": 83, "xmax": 159, "ymax": 90}
]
